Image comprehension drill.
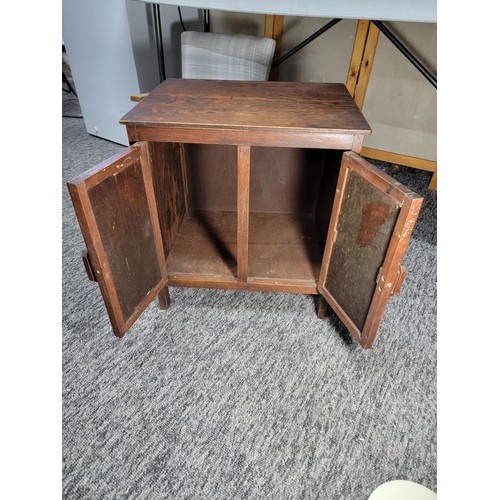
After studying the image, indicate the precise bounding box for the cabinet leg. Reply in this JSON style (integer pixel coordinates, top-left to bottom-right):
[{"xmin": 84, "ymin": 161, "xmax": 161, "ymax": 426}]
[
  {"xmin": 158, "ymin": 286, "xmax": 171, "ymax": 310},
  {"xmin": 317, "ymin": 295, "xmax": 329, "ymax": 319}
]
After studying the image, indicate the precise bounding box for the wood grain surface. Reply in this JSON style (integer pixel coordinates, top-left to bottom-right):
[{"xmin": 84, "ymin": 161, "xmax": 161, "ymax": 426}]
[
  {"xmin": 167, "ymin": 210, "xmax": 323, "ymax": 289},
  {"xmin": 120, "ymin": 79, "xmax": 372, "ymax": 136},
  {"xmin": 67, "ymin": 145, "xmax": 166, "ymax": 336}
]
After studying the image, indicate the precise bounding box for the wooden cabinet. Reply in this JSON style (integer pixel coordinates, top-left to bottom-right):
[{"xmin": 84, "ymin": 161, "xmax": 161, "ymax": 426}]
[{"xmin": 67, "ymin": 79, "xmax": 422, "ymax": 349}]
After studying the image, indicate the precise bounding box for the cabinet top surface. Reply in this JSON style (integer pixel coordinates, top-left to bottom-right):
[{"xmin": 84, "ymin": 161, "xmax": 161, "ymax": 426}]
[{"xmin": 120, "ymin": 79, "xmax": 372, "ymax": 136}]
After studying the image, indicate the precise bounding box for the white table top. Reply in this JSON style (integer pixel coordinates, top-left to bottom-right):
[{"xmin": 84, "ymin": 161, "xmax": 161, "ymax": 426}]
[{"xmin": 134, "ymin": 0, "xmax": 436, "ymax": 23}]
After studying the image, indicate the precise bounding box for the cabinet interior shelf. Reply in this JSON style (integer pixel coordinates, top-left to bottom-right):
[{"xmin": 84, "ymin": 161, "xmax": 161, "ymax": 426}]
[{"xmin": 167, "ymin": 209, "xmax": 323, "ymax": 288}]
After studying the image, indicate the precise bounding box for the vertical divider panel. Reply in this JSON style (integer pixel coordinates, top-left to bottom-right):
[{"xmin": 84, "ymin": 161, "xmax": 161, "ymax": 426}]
[
  {"xmin": 179, "ymin": 143, "xmax": 189, "ymax": 211},
  {"xmin": 237, "ymin": 145, "xmax": 251, "ymax": 281}
]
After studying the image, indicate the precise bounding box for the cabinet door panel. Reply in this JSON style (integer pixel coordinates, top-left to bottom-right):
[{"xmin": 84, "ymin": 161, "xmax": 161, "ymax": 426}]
[
  {"xmin": 67, "ymin": 143, "xmax": 167, "ymax": 337},
  {"xmin": 318, "ymin": 152, "xmax": 423, "ymax": 349}
]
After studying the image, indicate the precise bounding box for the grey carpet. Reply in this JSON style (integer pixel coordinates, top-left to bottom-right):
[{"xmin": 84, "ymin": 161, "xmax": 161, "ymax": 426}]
[{"xmin": 62, "ymin": 90, "xmax": 437, "ymax": 499}]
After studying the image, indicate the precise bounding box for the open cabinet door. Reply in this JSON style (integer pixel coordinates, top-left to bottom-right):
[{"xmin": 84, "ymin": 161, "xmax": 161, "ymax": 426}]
[
  {"xmin": 318, "ymin": 152, "xmax": 423, "ymax": 349},
  {"xmin": 67, "ymin": 143, "xmax": 168, "ymax": 337}
]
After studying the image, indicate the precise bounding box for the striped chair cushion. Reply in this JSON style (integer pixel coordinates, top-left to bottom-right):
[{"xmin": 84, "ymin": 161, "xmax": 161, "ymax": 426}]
[{"xmin": 181, "ymin": 31, "xmax": 276, "ymax": 81}]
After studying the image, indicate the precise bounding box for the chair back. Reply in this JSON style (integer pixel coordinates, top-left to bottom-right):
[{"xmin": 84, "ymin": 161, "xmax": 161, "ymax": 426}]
[{"xmin": 181, "ymin": 31, "xmax": 276, "ymax": 81}]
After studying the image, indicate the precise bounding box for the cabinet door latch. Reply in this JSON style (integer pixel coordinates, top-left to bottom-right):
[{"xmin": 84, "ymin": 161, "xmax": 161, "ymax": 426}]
[{"xmin": 82, "ymin": 249, "xmax": 97, "ymax": 282}]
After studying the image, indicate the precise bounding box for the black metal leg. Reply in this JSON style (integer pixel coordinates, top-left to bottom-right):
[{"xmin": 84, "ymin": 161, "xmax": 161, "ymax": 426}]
[
  {"xmin": 203, "ymin": 9, "xmax": 210, "ymax": 32},
  {"xmin": 62, "ymin": 71, "xmax": 77, "ymax": 96},
  {"xmin": 153, "ymin": 3, "xmax": 166, "ymax": 82},
  {"xmin": 372, "ymin": 20, "xmax": 437, "ymax": 88},
  {"xmin": 272, "ymin": 18, "xmax": 342, "ymax": 69}
]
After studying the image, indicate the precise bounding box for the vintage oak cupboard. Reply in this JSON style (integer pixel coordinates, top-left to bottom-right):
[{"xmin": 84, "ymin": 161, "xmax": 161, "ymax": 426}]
[{"xmin": 67, "ymin": 79, "xmax": 422, "ymax": 349}]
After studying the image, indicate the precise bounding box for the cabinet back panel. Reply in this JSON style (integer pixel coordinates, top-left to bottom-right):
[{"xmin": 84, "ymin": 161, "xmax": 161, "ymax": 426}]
[
  {"xmin": 184, "ymin": 144, "xmax": 325, "ymax": 214},
  {"xmin": 250, "ymin": 147, "xmax": 324, "ymax": 214},
  {"xmin": 185, "ymin": 144, "xmax": 237, "ymax": 211}
]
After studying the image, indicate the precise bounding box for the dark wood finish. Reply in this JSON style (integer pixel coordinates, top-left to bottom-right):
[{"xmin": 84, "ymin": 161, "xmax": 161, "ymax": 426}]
[
  {"xmin": 237, "ymin": 146, "xmax": 250, "ymax": 281},
  {"xmin": 352, "ymin": 134, "xmax": 364, "ymax": 153},
  {"xmin": 167, "ymin": 210, "xmax": 324, "ymax": 288},
  {"xmin": 179, "ymin": 143, "xmax": 189, "ymax": 210},
  {"xmin": 121, "ymin": 79, "xmax": 372, "ymax": 137},
  {"xmin": 314, "ymin": 150, "xmax": 344, "ymax": 249},
  {"xmin": 123, "ymin": 80, "xmax": 371, "ymax": 149},
  {"xmin": 158, "ymin": 286, "xmax": 171, "ymax": 310},
  {"xmin": 250, "ymin": 147, "xmax": 325, "ymax": 214},
  {"xmin": 361, "ymin": 195, "xmax": 422, "ymax": 348},
  {"xmin": 139, "ymin": 142, "xmax": 169, "ymax": 282},
  {"xmin": 392, "ymin": 265, "xmax": 407, "ymax": 296},
  {"xmin": 184, "ymin": 144, "xmax": 237, "ymax": 211},
  {"xmin": 146, "ymin": 142, "xmax": 187, "ymax": 257},
  {"xmin": 67, "ymin": 144, "xmax": 167, "ymax": 337},
  {"xmin": 167, "ymin": 210, "xmax": 237, "ymax": 279},
  {"xmin": 126, "ymin": 124, "xmax": 359, "ymax": 150},
  {"xmin": 318, "ymin": 152, "xmax": 423, "ymax": 349},
  {"xmin": 248, "ymin": 212, "xmax": 323, "ymax": 282},
  {"xmin": 317, "ymin": 295, "xmax": 329, "ymax": 319},
  {"xmin": 81, "ymin": 249, "xmax": 97, "ymax": 282},
  {"xmin": 68, "ymin": 80, "xmax": 422, "ymax": 346},
  {"xmin": 183, "ymin": 145, "xmax": 326, "ymax": 215},
  {"xmin": 168, "ymin": 275, "xmax": 319, "ymax": 295}
]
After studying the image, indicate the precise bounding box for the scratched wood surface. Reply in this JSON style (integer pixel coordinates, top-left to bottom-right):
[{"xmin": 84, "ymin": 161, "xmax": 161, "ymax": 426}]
[
  {"xmin": 167, "ymin": 210, "xmax": 322, "ymax": 286},
  {"xmin": 120, "ymin": 79, "xmax": 372, "ymax": 136},
  {"xmin": 67, "ymin": 145, "xmax": 166, "ymax": 336},
  {"xmin": 323, "ymin": 168, "xmax": 400, "ymax": 331},
  {"xmin": 318, "ymin": 152, "xmax": 423, "ymax": 349}
]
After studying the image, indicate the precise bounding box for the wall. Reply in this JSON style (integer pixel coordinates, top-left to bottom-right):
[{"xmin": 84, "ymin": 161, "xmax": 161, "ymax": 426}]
[{"xmin": 361, "ymin": 22, "xmax": 437, "ymax": 161}]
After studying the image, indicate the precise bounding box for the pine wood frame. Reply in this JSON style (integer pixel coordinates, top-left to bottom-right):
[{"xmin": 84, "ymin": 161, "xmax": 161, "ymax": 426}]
[{"xmin": 264, "ymin": 15, "xmax": 284, "ymax": 81}]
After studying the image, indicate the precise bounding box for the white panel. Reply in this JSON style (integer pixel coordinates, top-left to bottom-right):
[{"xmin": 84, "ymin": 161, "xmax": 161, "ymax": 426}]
[
  {"xmin": 62, "ymin": 0, "xmax": 142, "ymax": 145},
  {"xmin": 135, "ymin": 0, "xmax": 436, "ymax": 23}
]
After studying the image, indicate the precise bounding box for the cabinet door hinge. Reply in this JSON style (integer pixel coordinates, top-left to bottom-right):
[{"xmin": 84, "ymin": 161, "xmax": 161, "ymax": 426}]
[
  {"xmin": 392, "ymin": 265, "xmax": 407, "ymax": 296},
  {"xmin": 375, "ymin": 265, "xmax": 406, "ymax": 295},
  {"xmin": 82, "ymin": 249, "xmax": 97, "ymax": 282}
]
